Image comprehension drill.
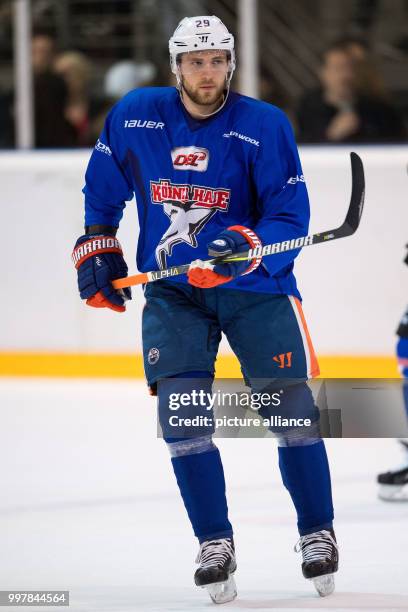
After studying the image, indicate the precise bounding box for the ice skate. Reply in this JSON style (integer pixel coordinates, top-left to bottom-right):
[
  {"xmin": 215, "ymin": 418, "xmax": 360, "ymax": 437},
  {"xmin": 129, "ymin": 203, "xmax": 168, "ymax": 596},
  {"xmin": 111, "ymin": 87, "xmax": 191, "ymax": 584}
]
[
  {"xmin": 295, "ymin": 529, "xmax": 338, "ymax": 597},
  {"xmin": 194, "ymin": 537, "xmax": 237, "ymax": 604},
  {"xmin": 377, "ymin": 441, "xmax": 408, "ymax": 501}
]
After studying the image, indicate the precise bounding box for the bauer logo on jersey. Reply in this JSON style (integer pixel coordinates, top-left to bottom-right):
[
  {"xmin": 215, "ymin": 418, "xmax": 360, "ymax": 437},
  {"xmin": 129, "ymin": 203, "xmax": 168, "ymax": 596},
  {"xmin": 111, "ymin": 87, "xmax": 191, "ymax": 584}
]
[
  {"xmin": 124, "ymin": 119, "xmax": 165, "ymax": 129},
  {"xmin": 150, "ymin": 179, "xmax": 230, "ymax": 269},
  {"xmin": 171, "ymin": 146, "xmax": 209, "ymax": 172}
]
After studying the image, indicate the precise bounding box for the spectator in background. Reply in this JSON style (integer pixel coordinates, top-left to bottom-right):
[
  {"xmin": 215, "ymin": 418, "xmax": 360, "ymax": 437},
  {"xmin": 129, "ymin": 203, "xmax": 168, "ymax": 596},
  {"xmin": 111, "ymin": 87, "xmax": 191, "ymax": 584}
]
[
  {"xmin": 90, "ymin": 60, "xmax": 157, "ymax": 140},
  {"xmin": 296, "ymin": 41, "xmax": 406, "ymax": 143},
  {"xmin": 54, "ymin": 51, "xmax": 94, "ymax": 146},
  {"xmin": 31, "ymin": 30, "xmax": 76, "ymax": 147},
  {"xmin": 0, "ymin": 30, "xmax": 76, "ymax": 148},
  {"xmin": 0, "ymin": 88, "xmax": 13, "ymax": 148},
  {"xmin": 32, "ymin": 29, "xmax": 57, "ymax": 75},
  {"xmin": 34, "ymin": 71, "xmax": 77, "ymax": 148},
  {"xmin": 340, "ymin": 36, "xmax": 388, "ymax": 99},
  {"xmin": 259, "ymin": 74, "xmax": 290, "ymax": 114},
  {"xmin": 103, "ymin": 60, "xmax": 157, "ymax": 100}
]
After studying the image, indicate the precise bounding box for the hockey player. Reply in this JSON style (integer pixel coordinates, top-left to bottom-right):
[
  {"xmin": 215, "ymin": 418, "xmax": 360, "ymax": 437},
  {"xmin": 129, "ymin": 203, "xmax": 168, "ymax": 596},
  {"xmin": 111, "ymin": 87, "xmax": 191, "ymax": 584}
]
[
  {"xmin": 377, "ymin": 246, "xmax": 408, "ymax": 501},
  {"xmin": 72, "ymin": 16, "xmax": 338, "ymax": 603},
  {"xmin": 377, "ymin": 315, "xmax": 408, "ymax": 500}
]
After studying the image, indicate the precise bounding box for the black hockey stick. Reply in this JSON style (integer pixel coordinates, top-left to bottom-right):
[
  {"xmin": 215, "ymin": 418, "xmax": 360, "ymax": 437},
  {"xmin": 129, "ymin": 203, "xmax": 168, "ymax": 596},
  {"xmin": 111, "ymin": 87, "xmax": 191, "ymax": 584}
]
[{"xmin": 113, "ymin": 152, "xmax": 365, "ymax": 289}]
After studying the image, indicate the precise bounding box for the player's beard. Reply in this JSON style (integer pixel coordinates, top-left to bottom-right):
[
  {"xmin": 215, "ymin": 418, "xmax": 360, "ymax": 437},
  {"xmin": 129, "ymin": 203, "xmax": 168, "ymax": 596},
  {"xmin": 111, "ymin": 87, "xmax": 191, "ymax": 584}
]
[{"xmin": 181, "ymin": 77, "xmax": 225, "ymax": 107}]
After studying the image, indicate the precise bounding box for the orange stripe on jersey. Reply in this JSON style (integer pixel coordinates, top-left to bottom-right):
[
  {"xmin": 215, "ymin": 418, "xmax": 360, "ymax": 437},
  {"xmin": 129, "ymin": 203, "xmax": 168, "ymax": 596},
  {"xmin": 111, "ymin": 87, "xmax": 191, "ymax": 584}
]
[{"xmin": 293, "ymin": 297, "xmax": 320, "ymax": 378}]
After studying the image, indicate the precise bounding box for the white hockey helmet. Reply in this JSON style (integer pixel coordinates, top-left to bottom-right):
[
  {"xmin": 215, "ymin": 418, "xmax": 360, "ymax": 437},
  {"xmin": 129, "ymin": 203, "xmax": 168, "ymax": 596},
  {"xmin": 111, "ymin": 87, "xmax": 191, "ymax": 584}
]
[{"xmin": 169, "ymin": 15, "xmax": 235, "ymax": 80}]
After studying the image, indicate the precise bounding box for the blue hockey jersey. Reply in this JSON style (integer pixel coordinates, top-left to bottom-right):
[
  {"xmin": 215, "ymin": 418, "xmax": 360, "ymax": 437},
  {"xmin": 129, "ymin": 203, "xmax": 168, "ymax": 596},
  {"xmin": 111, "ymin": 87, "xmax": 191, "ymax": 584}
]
[{"xmin": 83, "ymin": 87, "xmax": 310, "ymax": 297}]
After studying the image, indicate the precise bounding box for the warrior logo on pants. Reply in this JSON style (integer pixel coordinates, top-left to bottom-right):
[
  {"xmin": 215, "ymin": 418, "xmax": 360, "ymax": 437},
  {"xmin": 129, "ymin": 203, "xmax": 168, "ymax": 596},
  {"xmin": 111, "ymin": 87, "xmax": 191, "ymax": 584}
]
[{"xmin": 150, "ymin": 179, "xmax": 230, "ymax": 268}]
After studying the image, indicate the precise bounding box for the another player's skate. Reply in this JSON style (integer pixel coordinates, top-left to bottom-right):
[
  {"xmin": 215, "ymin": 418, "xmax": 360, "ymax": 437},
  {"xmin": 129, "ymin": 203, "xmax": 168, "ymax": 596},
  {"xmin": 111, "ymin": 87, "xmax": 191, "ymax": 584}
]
[
  {"xmin": 295, "ymin": 529, "xmax": 338, "ymax": 597},
  {"xmin": 377, "ymin": 440, "xmax": 408, "ymax": 501},
  {"xmin": 194, "ymin": 537, "xmax": 237, "ymax": 604}
]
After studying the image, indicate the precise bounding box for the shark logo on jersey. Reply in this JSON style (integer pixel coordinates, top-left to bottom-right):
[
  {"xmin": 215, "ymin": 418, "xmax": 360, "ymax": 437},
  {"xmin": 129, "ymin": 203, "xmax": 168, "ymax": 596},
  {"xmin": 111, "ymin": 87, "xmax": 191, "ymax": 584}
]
[{"xmin": 150, "ymin": 179, "xmax": 230, "ymax": 268}]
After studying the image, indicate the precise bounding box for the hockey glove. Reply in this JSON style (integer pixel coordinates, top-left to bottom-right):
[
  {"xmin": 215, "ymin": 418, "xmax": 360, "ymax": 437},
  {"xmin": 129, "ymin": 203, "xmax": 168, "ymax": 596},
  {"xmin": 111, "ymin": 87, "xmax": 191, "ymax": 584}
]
[
  {"xmin": 72, "ymin": 233, "xmax": 131, "ymax": 312},
  {"xmin": 188, "ymin": 225, "xmax": 262, "ymax": 289}
]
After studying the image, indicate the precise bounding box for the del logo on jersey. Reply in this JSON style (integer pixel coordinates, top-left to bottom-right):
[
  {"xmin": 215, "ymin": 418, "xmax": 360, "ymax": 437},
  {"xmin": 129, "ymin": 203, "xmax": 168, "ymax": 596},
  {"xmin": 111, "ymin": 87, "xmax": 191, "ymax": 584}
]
[
  {"xmin": 150, "ymin": 179, "xmax": 231, "ymax": 269},
  {"xmin": 171, "ymin": 146, "xmax": 209, "ymax": 171}
]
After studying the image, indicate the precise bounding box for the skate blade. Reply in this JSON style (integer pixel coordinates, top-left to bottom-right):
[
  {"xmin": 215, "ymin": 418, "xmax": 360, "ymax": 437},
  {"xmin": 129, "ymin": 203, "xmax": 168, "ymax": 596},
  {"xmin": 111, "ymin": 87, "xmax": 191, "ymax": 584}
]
[
  {"xmin": 378, "ymin": 484, "xmax": 408, "ymax": 501},
  {"xmin": 204, "ymin": 575, "xmax": 237, "ymax": 604},
  {"xmin": 311, "ymin": 573, "xmax": 335, "ymax": 597}
]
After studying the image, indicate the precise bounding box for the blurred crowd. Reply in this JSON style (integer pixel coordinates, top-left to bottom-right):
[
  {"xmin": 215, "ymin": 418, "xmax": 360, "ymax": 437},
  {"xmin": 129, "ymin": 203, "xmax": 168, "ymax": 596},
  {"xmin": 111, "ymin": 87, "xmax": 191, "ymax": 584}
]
[
  {"xmin": 0, "ymin": 29, "xmax": 158, "ymax": 148},
  {"xmin": 295, "ymin": 37, "xmax": 406, "ymax": 143},
  {"xmin": 0, "ymin": 26, "xmax": 406, "ymax": 148}
]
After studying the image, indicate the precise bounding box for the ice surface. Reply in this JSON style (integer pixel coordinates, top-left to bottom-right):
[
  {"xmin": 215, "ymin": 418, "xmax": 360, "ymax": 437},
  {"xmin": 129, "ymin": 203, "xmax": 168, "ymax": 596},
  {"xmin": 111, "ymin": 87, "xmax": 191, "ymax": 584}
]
[{"xmin": 0, "ymin": 378, "xmax": 407, "ymax": 611}]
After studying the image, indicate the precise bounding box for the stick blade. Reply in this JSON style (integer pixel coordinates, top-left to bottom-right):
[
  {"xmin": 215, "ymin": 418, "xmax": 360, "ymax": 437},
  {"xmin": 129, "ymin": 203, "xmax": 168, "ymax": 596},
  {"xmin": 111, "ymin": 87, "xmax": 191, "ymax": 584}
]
[{"xmin": 343, "ymin": 152, "xmax": 365, "ymax": 235}]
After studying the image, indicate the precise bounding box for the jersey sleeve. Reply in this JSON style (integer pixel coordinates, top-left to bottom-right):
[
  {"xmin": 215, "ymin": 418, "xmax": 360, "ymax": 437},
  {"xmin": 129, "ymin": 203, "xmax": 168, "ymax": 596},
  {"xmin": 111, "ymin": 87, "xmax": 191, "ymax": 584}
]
[
  {"xmin": 252, "ymin": 108, "xmax": 310, "ymax": 277},
  {"xmin": 82, "ymin": 104, "xmax": 133, "ymax": 228}
]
